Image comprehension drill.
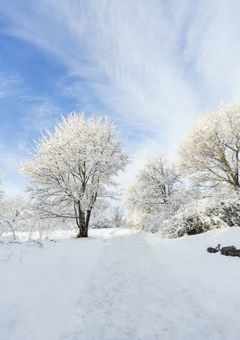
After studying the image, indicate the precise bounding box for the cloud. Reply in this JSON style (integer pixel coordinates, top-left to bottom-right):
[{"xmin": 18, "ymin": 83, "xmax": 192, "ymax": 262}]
[
  {"xmin": 0, "ymin": 143, "xmax": 29, "ymax": 197},
  {"xmin": 0, "ymin": 96, "xmax": 61, "ymax": 196},
  {"xmin": 20, "ymin": 97, "xmax": 62, "ymax": 132},
  {"xmin": 0, "ymin": 84, "xmax": 62, "ymax": 195},
  {"xmin": 183, "ymin": 0, "xmax": 240, "ymax": 106},
  {"xmin": 0, "ymin": 1, "xmax": 200, "ymax": 132},
  {"xmin": 1, "ymin": 0, "xmax": 240, "ymax": 190},
  {"xmin": 0, "ymin": 73, "xmax": 23, "ymax": 98}
]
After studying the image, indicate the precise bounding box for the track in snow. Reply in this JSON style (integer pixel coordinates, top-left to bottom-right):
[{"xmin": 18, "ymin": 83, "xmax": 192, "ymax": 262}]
[{"xmin": 1, "ymin": 228, "xmax": 240, "ymax": 340}]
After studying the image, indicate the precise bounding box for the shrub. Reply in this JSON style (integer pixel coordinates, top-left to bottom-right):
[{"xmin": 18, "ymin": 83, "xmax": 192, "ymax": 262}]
[{"xmin": 162, "ymin": 195, "xmax": 240, "ymax": 238}]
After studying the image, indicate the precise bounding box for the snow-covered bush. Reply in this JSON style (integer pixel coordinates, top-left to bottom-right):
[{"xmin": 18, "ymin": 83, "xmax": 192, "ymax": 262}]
[
  {"xmin": 91, "ymin": 207, "xmax": 127, "ymax": 229},
  {"xmin": 205, "ymin": 200, "xmax": 240, "ymax": 227},
  {"xmin": 92, "ymin": 218, "xmax": 112, "ymax": 229},
  {"xmin": 162, "ymin": 206, "xmax": 216, "ymax": 238},
  {"xmin": 161, "ymin": 192, "xmax": 240, "ymax": 238}
]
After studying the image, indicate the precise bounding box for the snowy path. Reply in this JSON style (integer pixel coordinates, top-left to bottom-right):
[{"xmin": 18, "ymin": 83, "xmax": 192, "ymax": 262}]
[
  {"xmin": 1, "ymin": 228, "xmax": 240, "ymax": 340},
  {"xmin": 63, "ymin": 233, "xmax": 169, "ymax": 340}
]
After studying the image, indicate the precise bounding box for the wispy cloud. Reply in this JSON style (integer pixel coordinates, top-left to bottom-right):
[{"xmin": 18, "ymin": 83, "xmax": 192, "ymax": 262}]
[
  {"xmin": 0, "ymin": 1, "xmax": 199, "ymax": 132},
  {"xmin": 0, "ymin": 73, "xmax": 23, "ymax": 98},
  {"xmin": 0, "ymin": 74, "xmax": 62, "ymax": 194},
  {"xmin": 20, "ymin": 97, "xmax": 61, "ymax": 132},
  {"xmin": 0, "ymin": 72, "xmax": 60, "ymax": 132},
  {"xmin": 1, "ymin": 0, "xmax": 240, "ymax": 189},
  {"xmin": 0, "ymin": 142, "xmax": 28, "ymax": 197}
]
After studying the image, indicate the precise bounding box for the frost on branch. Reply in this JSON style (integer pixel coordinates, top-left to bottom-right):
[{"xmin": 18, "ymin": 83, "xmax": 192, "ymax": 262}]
[
  {"xmin": 126, "ymin": 157, "xmax": 181, "ymax": 231},
  {"xmin": 180, "ymin": 103, "xmax": 240, "ymax": 190},
  {"xmin": 161, "ymin": 189, "xmax": 240, "ymax": 238},
  {"xmin": 21, "ymin": 113, "xmax": 128, "ymax": 238},
  {"xmin": 0, "ymin": 197, "xmax": 28, "ymax": 240}
]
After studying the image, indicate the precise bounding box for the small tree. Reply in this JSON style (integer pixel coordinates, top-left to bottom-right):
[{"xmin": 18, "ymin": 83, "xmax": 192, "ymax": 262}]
[
  {"xmin": 111, "ymin": 207, "xmax": 126, "ymax": 228},
  {"xmin": 0, "ymin": 197, "xmax": 27, "ymax": 240},
  {"xmin": 22, "ymin": 114, "xmax": 128, "ymax": 238},
  {"xmin": 180, "ymin": 103, "xmax": 240, "ymax": 190},
  {"xmin": 126, "ymin": 157, "xmax": 181, "ymax": 216}
]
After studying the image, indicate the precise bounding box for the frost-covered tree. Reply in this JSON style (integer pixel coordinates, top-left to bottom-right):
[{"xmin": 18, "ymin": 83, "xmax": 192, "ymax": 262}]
[
  {"xmin": 111, "ymin": 207, "xmax": 127, "ymax": 228},
  {"xmin": 0, "ymin": 197, "xmax": 27, "ymax": 240},
  {"xmin": 0, "ymin": 178, "xmax": 3, "ymax": 200},
  {"xmin": 126, "ymin": 157, "xmax": 181, "ymax": 216},
  {"xmin": 90, "ymin": 206, "xmax": 126, "ymax": 229},
  {"xmin": 180, "ymin": 104, "xmax": 240, "ymax": 190},
  {"xmin": 22, "ymin": 114, "xmax": 128, "ymax": 238}
]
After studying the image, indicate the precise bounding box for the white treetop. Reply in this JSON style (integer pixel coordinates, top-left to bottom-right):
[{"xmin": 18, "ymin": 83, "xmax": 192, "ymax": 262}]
[
  {"xmin": 22, "ymin": 113, "xmax": 128, "ymax": 237},
  {"xmin": 180, "ymin": 103, "xmax": 240, "ymax": 190},
  {"xmin": 126, "ymin": 157, "xmax": 180, "ymax": 215}
]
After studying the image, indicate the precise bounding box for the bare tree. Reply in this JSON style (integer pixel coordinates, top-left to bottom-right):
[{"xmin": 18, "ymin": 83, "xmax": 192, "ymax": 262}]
[
  {"xmin": 0, "ymin": 198, "xmax": 27, "ymax": 240},
  {"xmin": 180, "ymin": 103, "xmax": 240, "ymax": 190},
  {"xmin": 111, "ymin": 207, "xmax": 126, "ymax": 228},
  {"xmin": 22, "ymin": 114, "xmax": 128, "ymax": 238}
]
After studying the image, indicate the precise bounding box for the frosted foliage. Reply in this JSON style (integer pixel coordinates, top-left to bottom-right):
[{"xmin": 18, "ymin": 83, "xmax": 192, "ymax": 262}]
[
  {"xmin": 22, "ymin": 114, "xmax": 128, "ymax": 235},
  {"xmin": 126, "ymin": 157, "xmax": 181, "ymax": 215},
  {"xmin": 180, "ymin": 104, "xmax": 240, "ymax": 189},
  {"xmin": 0, "ymin": 198, "xmax": 28, "ymax": 240},
  {"xmin": 126, "ymin": 157, "xmax": 182, "ymax": 231},
  {"xmin": 161, "ymin": 189, "xmax": 240, "ymax": 238}
]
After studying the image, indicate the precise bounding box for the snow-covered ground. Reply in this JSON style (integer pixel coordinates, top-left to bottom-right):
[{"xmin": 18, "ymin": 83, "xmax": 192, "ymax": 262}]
[{"xmin": 1, "ymin": 227, "xmax": 240, "ymax": 340}]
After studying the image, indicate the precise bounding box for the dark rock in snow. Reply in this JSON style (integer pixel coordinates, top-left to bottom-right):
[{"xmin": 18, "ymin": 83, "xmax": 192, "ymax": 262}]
[
  {"xmin": 220, "ymin": 246, "xmax": 240, "ymax": 257},
  {"xmin": 207, "ymin": 247, "xmax": 219, "ymax": 253},
  {"xmin": 207, "ymin": 244, "xmax": 221, "ymax": 253},
  {"xmin": 207, "ymin": 244, "xmax": 240, "ymax": 257}
]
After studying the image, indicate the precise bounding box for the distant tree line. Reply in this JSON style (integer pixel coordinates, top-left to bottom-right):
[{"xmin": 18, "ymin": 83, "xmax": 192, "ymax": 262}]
[{"xmin": 126, "ymin": 103, "xmax": 240, "ymax": 237}]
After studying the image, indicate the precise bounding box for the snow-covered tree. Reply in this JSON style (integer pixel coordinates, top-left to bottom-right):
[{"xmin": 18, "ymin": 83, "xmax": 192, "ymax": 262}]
[
  {"xmin": 180, "ymin": 103, "xmax": 240, "ymax": 190},
  {"xmin": 90, "ymin": 206, "xmax": 126, "ymax": 229},
  {"xmin": 22, "ymin": 114, "xmax": 128, "ymax": 238},
  {"xmin": 127, "ymin": 157, "xmax": 181, "ymax": 214},
  {"xmin": 111, "ymin": 207, "xmax": 127, "ymax": 228},
  {"xmin": 0, "ymin": 177, "xmax": 3, "ymax": 200},
  {"xmin": 0, "ymin": 197, "xmax": 27, "ymax": 240},
  {"xmin": 126, "ymin": 157, "xmax": 181, "ymax": 220}
]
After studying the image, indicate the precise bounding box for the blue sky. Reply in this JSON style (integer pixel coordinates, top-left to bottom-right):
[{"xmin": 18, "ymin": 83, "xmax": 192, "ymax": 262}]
[{"xmin": 0, "ymin": 0, "xmax": 240, "ymax": 195}]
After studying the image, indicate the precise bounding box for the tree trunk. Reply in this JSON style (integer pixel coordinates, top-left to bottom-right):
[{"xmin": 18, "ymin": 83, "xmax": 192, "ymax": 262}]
[
  {"xmin": 77, "ymin": 223, "xmax": 88, "ymax": 238},
  {"xmin": 74, "ymin": 203, "xmax": 93, "ymax": 238},
  {"xmin": 6, "ymin": 221, "xmax": 16, "ymax": 240},
  {"xmin": 73, "ymin": 203, "xmax": 87, "ymax": 238},
  {"xmin": 77, "ymin": 209, "xmax": 88, "ymax": 238},
  {"xmin": 86, "ymin": 209, "xmax": 91, "ymax": 229}
]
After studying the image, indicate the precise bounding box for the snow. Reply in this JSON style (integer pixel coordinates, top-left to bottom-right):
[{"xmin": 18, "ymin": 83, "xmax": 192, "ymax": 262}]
[{"xmin": 1, "ymin": 227, "xmax": 240, "ymax": 340}]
